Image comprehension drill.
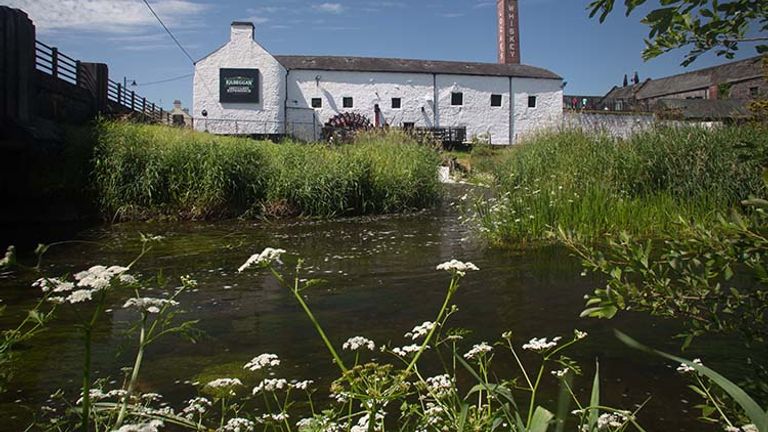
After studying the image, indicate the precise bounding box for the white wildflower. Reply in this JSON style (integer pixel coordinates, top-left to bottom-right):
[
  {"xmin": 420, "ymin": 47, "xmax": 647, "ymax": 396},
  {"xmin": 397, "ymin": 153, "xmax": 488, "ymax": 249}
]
[
  {"xmin": 262, "ymin": 413, "xmax": 290, "ymax": 422},
  {"xmin": 182, "ymin": 397, "xmax": 211, "ymax": 419},
  {"xmin": 676, "ymin": 358, "xmax": 703, "ymax": 374},
  {"xmin": 597, "ymin": 412, "xmax": 629, "ymax": 430},
  {"xmin": 350, "ymin": 412, "xmax": 384, "ymax": 432},
  {"xmin": 551, "ymin": 368, "xmax": 568, "ymax": 378},
  {"xmin": 76, "ymin": 388, "xmax": 106, "ymax": 405},
  {"xmin": 65, "ymin": 289, "xmax": 94, "ymax": 304},
  {"xmin": 206, "ymin": 378, "xmax": 242, "ymax": 389},
  {"xmin": 291, "ymin": 380, "xmax": 314, "ymax": 390},
  {"xmin": 742, "ymin": 425, "xmax": 759, "ymax": 432},
  {"xmin": 405, "ymin": 321, "xmax": 435, "ymax": 340},
  {"xmin": 238, "ymin": 248, "xmax": 286, "ymax": 272},
  {"xmin": 392, "ymin": 344, "xmax": 426, "ymax": 356},
  {"xmin": 74, "ymin": 265, "xmax": 130, "ymax": 290},
  {"xmin": 522, "ymin": 336, "xmax": 562, "ymax": 352},
  {"xmin": 343, "ymin": 336, "xmax": 375, "ymax": 351},
  {"xmin": 123, "ymin": 297, "xmax": 179, "ymax": 314},
  {"xmin": 435, "ymin": 259, "xmax": 479, "ymax": 276},
  {"xmin": 252, "ymin": 378, "xmax": 288, "ymax": 394},
  {"xmin": 425, "ymin": 374, "xmax": 454, "ymax": 397},
  {"xmin": 244, "ymin": 353, "xmax": 280, "ymax": 371},
  {"xmin": 114, "ymin": 419, "xmax": 164, "ymax": 432},
  {"xmin": 220, "ymin": 418, "xmax": 255, "ymax": 432},
  {"xmin": 140, "ymin": 392, "xmax": 162, "ymax": 402},
  {"xmin": 574, "ymin": 329, "xmax": 588, "ymax": 340},
  {"xmin": 33, "ymin": 277, "xmax": 74, "ymax": 293},
  {"xmin": 463, "ymin": 342, "xmax": 493, "ymax": 359},
  {"xmin": 724, "ymin": 427, "xmax": 741, "ymax": 432}
]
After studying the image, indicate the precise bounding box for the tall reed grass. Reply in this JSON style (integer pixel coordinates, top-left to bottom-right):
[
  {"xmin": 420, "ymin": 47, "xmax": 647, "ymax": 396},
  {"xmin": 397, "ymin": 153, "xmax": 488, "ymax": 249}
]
[
  {"xmin": 471, "ymin": 125, "xmax": 768, "ymax": 244},
  {"xmin": 92, "ymin": 122, "xmax": 440, "ymax": 220}
]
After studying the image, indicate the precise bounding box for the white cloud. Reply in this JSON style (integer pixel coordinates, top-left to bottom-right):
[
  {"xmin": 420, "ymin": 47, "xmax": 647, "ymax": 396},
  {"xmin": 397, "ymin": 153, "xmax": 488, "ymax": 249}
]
[
  {"xmin": 313, "ymin": 2, "xmax": 344, "ymax": 14},
  {"xmin": 5, "ymin": 0, "xmax": 209, "ymax": 33}
]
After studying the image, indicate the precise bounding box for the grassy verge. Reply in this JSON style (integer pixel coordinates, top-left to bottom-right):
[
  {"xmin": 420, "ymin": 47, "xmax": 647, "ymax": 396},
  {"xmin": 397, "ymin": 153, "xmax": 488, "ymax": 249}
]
[
  {"xmin": 468, "ymin": 125, "xmax": 768, "ymax": 245},
  {"xmin": 92, "ymin": 122, "xmax": 441, "ymax": 220}
]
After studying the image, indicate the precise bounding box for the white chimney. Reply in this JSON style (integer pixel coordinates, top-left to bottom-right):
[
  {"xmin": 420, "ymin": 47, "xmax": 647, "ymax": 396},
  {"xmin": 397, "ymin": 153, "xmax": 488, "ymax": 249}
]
[{"xmin": 230, "ymin": 21, "xmax": 254, "ymax": 41}]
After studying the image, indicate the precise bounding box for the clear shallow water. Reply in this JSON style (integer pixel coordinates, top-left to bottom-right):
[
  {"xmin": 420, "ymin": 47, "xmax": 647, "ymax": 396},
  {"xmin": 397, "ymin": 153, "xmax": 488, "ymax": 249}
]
[{"xmin": 0, "ymin": 186, "xmax": 753, "ymax": 431}]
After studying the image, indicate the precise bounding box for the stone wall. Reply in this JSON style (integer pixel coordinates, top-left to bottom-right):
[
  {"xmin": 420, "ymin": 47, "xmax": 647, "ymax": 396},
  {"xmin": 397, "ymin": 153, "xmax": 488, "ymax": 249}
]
[{"xmin": 562, "ymin": 111, "xmax": 721, "ymax": 139}]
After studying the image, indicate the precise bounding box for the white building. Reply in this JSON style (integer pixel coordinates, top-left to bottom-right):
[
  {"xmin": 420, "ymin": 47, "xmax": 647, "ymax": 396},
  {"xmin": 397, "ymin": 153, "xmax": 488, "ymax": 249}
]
[{"xmin": 194, "ymin": 2, "xmax": 562, "ymax": 144}]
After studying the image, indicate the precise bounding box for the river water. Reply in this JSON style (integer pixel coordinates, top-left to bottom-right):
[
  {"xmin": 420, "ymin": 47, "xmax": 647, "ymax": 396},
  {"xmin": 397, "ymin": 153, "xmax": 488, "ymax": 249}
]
[{"xmin": 0, "ymin": 185, "xmax": 751, "ymax": 431}]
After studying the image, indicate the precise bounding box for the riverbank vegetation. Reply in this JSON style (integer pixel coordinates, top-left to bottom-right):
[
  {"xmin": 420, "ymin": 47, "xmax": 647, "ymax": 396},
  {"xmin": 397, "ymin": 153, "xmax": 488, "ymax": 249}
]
[
  {"xmin": 91, "ymin": 122, "xmax": 441, "ymax": 220},
  {"xmin": 466, "ymin": 125, "xmax": 768, "ymax": 245}
]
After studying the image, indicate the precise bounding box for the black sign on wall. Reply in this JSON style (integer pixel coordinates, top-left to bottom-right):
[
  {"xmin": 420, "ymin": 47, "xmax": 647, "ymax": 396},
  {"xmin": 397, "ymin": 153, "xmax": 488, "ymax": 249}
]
[{"xmin": 219, "ymin": 68, "xmax": 260, "ymax": 103}]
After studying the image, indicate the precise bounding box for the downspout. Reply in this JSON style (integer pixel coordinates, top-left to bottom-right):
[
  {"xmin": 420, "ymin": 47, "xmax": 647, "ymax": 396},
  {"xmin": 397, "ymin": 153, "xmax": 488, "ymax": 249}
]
[
  {"xmin": 432, "ymin": 73, "xmax": 439, "ymax": 128},
  {"xmin": 284, "ymin": 68, "xmax": 289, "ymax": 136},
  {"xmin": 508, "ymin": 77, "xmax": 513, "ymax": 145}
]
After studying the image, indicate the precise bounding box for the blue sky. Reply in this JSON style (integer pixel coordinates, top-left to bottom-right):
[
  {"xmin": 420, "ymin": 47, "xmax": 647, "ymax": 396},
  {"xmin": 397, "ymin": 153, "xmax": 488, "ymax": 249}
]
[{"xmin": 10, "ymin": 0, "xmax": 762, "ymax": 111}]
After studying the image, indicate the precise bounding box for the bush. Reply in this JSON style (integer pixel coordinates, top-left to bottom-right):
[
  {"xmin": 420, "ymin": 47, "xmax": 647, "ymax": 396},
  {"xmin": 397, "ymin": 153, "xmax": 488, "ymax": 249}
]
[{"xmin": 91, "ymin": 122, "xmax": 441, "ymax": 220}]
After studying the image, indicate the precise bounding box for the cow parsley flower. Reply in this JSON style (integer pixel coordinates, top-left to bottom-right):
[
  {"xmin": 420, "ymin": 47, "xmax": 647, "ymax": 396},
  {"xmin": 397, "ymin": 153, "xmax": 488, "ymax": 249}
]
[
  {"xmin": 33, "ymin": 277, "xmax": 74, "ymax": 293},
  {"xmin": 206, "ymin": 378, "xmax": 242, "ymax": 389},
  {"xmin": 425, "ymin": 374, "xmax": 454, "ymax": 397},
  {"xmin": 262, "ymin": 413, "xmax": 290, "ymax": 422},
  {"xmin": 436, "ymin": 259, "xmax": 479, "ymax": 276},
  {"xmin": 74, "ymin": 265, "xmax": 130, "ymax": 290},
  {"xmin": 596, "ymin": 412, "xmax": 629, "ymax": 430},
  {"xmin": 551, "ymin": 368, "xmax": 568, "ymax": 378},
  {"xmin": 123, "ymin": 297, "xmax": 179, "ymax": 314},
  {"xmin": 343, "ymin": 336, "xmax": 375, "ymax": 351},
  {"xmin": 463, "ymin": 342, "xmax": 493, "ymax": 359},
  {"xmin": 574, "ymin": 329, "xmax": 588, "ymax": 340},
  {"xmin": 182, "ymin": 397, "xmax": 212, "ymax": 419},
  {"xmin": 392, "ymin": 344, "xmax": 426, "ymax": 356},
  {"xmin": 676, "ymin": 358, "xmax": 703, "ymax": 374},
  {"xmin": 238, "ymin": 248, "xmax": 286, "ymax": 272},
  {"xmin": 253, "ymin": 378, "xmax": 288, "ymax": 394},
  {"xmin": 220, "ymin": 418, "xmax": 255, "ymax": 432},
  {"xmin": 114, "ymin": 420, "xmax": 164, "ymax": 432},
  {"xmin": 244, "ymin": 353, "xmax": 280, "ymax": 371},
  {"xmin": 291, "ymin": 380, "xmax": 314, "ymax": 390},
  {"xmin": 522, "ymin": 336, "xmax": 562, "ymax": 352},
  {"xmin": 66, "ymin": 289, "xmax": 94, "ymax": 304},
  {"xmin": 405, "ymin": 321, "xmax": 435, "ymax": 340}
]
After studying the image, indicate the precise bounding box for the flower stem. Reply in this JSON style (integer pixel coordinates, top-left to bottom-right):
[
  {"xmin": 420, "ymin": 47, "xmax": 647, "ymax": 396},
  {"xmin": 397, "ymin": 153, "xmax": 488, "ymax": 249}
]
[
  {"xmin": 115, "ymin": 313, "xmax": 148, "ymax": 427},
  {"xmin": 405, "ymin": 276, "xmax": 458, "ymax": 374}
]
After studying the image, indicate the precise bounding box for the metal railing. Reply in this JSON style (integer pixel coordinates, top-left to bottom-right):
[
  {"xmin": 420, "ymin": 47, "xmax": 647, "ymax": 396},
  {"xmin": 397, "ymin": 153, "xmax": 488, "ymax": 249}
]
[
  {"xmin": 106, "ymin": 79, "xmax": 169, "ymax": 123},
  {"xmin": 35, "ymin": 40, "xmax": 80, "ymax": 86}
]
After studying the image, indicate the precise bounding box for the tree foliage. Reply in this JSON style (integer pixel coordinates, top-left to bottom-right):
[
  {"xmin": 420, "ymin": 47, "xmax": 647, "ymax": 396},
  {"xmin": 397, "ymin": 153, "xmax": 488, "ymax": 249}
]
[{"xmin": 588, "ymin": 0, "xmax": 768, "ymax": 65}]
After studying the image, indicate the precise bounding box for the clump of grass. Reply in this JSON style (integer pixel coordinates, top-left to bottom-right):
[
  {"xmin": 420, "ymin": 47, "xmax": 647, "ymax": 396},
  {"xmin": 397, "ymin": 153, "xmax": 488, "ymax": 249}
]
[
  {"xmin": 91, "ymin": 121, "xmax": 440, "ymax": 220},
  {"xmin": 471, "ymin": 125, "xmax": 768, "ymax": 245}
]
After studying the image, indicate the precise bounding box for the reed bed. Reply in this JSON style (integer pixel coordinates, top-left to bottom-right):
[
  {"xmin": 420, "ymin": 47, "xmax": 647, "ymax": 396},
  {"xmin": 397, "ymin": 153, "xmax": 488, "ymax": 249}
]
[
  {"xmin": 92, "ymin": 122, "xmax": 440, "ymax": 220},
  {"xmin": 471, "ymin": 125, "xmax": 768, "ymax": 244}
]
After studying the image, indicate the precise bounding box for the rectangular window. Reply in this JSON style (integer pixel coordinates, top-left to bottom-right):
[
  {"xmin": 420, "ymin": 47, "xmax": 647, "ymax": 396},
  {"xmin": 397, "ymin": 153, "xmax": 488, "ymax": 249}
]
[
  {"xmin": 451, "ymin": 92, "xmax": 463, "ymax": 106},
  {"xmin": 490, "ymin": 94, "xmax": 503, "ymax": 107},
  {"xmin": 750, "ymin": 87, "xmax": 760, "ymax": 97},
  {"xmin": 528, "ymin": 96, "xmax": 537, "ymax": 108},
  {"xmin": 311, "ymin": 98, "xmax": 322, "ymax": 108},
  {"xmin": 391, "ymin": 98, "xmax": 402, "ymax": 109},
  {"xmin": 343, "ymin": 97, "xmax": 354, "ymax": 108},
  {"xmin": 402, "ymin": 122, "xmax": 415, "ymax": 130}
]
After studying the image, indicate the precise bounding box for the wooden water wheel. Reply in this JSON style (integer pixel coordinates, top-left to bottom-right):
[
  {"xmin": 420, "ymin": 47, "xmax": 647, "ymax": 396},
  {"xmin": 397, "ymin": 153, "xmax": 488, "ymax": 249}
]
[{"xmin": 322, "ymin": 112, "xmax": 373, "ymax": 143}]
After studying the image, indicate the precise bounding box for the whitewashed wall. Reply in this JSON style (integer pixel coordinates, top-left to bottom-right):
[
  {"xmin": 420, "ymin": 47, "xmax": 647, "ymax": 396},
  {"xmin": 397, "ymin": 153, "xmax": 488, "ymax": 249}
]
[
  {"xmin": 193, "ymin": 24, "xmax": 286, "ymax": 135},
  {"xmin": 511, "ymin": 78, "xmax": 563, "ymax": 142},
  {"xmin": 286, "ymin": 70, "xmax": 436, "ymax": 138},
  {"xmin": 436, "ymin": 75, "xmax": 511, "ymax": 144}
]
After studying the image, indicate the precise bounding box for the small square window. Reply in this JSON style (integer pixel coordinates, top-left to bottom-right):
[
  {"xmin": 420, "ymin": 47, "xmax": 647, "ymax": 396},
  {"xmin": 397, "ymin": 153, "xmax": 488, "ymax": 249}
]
[
  {"xmin": 391, "ymin": 98, "xmax": 402, "ymax": 109},
  {"xmin": 490, "ymin": 94, "xmax": 502, "ymax": 107},
  {"xmin": 451, "ymin": 92, "xmax": 463, "ymax": 106},
  {"xmin": 311, "ymin": 98, "xmax": 322, "ymax": 108},
  {"xmin": 403, "ymin": 122, "xmax": 415, "ymax": 130},
  {"xmin": 343, "ymin": 97, "xmax": 354, "ymax": 108},
  {"xmin": 528, "ymin": 96, "xmax": 537, "ymax": 108},
  {"xmin": 750, "ymin": 87, "xmax": 760, "ymax": 98}
]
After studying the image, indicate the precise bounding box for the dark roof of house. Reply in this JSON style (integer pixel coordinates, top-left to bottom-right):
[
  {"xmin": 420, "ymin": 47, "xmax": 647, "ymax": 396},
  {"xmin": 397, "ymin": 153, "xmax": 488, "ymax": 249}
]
[
  {"xmin": 602, "ymin": 80, "xmax": 650, "ymax": 101},
  {"xmin": 273, "ymin": 55, "xmax": 562, "ymax": 80},
  {"xmin": 636, "ymin": 56, "xmax": 764, "ymax": 100},
  {"xmin": 654, "ymin": 98, "xmax": 752, "ymax": 120}
]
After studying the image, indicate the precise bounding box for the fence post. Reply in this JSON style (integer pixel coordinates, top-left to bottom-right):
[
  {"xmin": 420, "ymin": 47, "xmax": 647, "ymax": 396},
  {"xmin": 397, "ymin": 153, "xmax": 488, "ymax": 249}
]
[
  {"xmin": 130, "ymin": 91, "xmax": 135, "ymax": 111},
  {"xmin": 51, "ymin": 47, "xmax": 58, "ymax": 79},
  {"xmin": 0, "ymin": 6, "xmax": 36, "ymax": 123},
  {"xmin": 79, "ymin": 62, "xmax": 109, "ymax": 116},
  {"xmin": 117, "ymin": 83, "xmax": 122, "ymax": 106}
]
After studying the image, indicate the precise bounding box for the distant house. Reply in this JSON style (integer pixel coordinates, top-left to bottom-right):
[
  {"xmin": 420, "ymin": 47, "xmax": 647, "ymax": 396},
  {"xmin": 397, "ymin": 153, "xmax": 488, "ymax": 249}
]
[
  {"xmin": 168, "ymin": 100, "xmax": 193, "ymax": 127},
  {"xmin": 599, "ymin": 56, "xmax": 766, "ymax": 115}
]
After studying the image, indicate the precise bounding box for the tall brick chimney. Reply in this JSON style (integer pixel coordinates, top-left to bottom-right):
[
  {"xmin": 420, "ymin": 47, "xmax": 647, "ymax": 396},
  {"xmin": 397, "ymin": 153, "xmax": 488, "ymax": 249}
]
[{"xmin": 497, "ymin": 0, "xmax": 521, "ymax": 64}]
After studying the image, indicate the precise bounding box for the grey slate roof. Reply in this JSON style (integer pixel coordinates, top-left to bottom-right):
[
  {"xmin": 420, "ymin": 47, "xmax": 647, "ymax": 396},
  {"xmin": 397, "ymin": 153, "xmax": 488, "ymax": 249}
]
[
  {"xmin": 274, "ymin": 55, "xmax": 562, "ymax": 80},
  {"xmin": 654, "ymin": 98, "xmax": 752, "ymax": 120},
  {"xmin": 635, "ymin": 56, "xmax": 764, "ymax": 100}
]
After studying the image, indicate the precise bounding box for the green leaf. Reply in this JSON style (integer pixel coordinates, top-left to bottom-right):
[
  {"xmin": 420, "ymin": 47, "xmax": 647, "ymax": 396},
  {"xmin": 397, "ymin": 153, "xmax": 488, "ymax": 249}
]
[
  {"xmin": 529, "ymin": 406, "xmax": 554, "ymax": 432},
  {"xmin": 589, "ymin": 359, "xmax": 600, "ymax": 430},
  {"xmin": 616, "ymin": 330, "xmax": 768, "ymax": 431}
]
